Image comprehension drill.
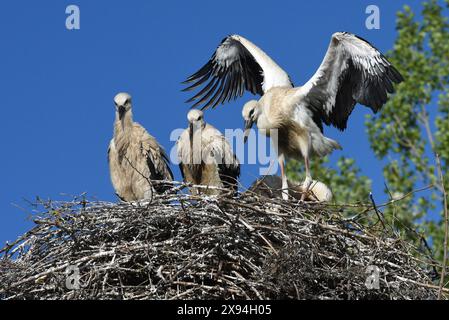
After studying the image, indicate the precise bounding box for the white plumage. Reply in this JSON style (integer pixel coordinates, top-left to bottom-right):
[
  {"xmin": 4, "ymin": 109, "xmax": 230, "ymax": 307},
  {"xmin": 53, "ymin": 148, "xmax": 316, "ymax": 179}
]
[
  {"xmin": 249, "ymin": 175, "xmax": 333, "ymax": 202},
  {"xmin": 233, "ymin": 35, "xmax": 292, "ymax": 92},
  {"xmin": 108, "ymin": 93, "xmax": 173, "ymax": 201},
  {"xmin": 184, "ymin": 32, "xmax": 403, "ymax": 200},
  {"xmin": 177, "ymin": 110, "xmax": 240, "ymax": 195}
]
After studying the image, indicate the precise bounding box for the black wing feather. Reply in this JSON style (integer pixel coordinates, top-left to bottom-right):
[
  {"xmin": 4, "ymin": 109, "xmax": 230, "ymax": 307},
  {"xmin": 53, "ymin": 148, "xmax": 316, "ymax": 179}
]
[
  {"xmin": 183, "ymin": 36, "xmax": 264, "ymax": 110},
  {"xmin": 303, "ymin": 32, "xmax": 404, "ymax": 131},
  {"xmin": 146, "ymin": 147, "xmax": 173, "ymax": 194},
  {"xmin": 218, "ymin": 158, "xmax": 240, "ymax": 194}
]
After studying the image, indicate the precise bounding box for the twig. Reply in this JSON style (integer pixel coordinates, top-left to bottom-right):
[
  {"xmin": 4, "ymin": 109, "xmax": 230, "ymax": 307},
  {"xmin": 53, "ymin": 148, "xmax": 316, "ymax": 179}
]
[
  {"xmin": 436, "ymin": 154, "xmax": 449, "ymax": 299},
  {"xmin": 377, "ymin": 184, "xmax": 435, "ymax": 208},
  {"xmin": 123, "ymin": 155, "xmax": 154, "ymax": 202},
  {"xmin": 396, "ymin": 276, "xmax": 449, "ymax": 294},
  {"xmin": 369, "ymin": 192, "xmax": 387, "ymax": 230},
  {"xmin": 0, "ymin": 190, "xmax": 440, "ymax": 300}
]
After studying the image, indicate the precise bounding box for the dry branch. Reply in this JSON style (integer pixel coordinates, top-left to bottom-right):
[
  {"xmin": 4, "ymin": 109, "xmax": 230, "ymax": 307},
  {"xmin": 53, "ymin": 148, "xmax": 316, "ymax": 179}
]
[
  {"xmin": 0, "ymin": 186, "xmax": 445, "ymax": 300},
  {"xmin": 436, "ymin": 154, "xmax": 449, "ymax": 299}
]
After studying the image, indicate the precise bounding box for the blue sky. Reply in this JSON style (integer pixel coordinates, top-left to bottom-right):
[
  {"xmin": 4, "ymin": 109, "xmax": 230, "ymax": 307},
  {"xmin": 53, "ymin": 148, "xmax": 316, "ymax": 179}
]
[{"xmin": 0, "ymin": 0, "xmax": 427, "ymax": 245}]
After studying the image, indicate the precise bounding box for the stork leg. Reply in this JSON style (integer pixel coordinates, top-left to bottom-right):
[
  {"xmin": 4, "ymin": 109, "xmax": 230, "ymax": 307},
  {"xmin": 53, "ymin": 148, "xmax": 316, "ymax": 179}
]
[
  {"xmin": 300, "ymin": 134, "xmax": 313, "ymax": 202},
  {"xmin": 301, "ymin": 155, "xmax": 313, "ymax": 201},
  {"xmin": 278, "ymin": 153, "xmax": 289, "ymax": 201}
]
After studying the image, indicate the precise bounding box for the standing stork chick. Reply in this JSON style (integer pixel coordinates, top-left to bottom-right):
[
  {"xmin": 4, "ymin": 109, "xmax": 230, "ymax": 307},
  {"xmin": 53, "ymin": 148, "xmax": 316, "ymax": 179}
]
[
  {"xmin": 108, "ymin": 92, "xmax": 173, "ymax": 202},
  {"xmin": 184, "ymin": 32, "xmax": 404, "ymax": 201},
  {"xmin": 177, "ymin": 110, "xmax": 240, "ymax": 195},
  {"xmin": 242, "ymin": 99, "xmax": 341, "ymax": 200}
]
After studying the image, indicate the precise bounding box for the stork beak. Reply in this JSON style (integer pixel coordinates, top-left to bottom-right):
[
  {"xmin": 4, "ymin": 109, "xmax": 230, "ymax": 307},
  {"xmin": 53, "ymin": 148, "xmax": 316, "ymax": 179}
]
[
  {"xmin": 243, "ymin": 119, "xmax": 254, "ymax": 143},
  {"xmin": 118, "ymin": 106, "xmax": 126, "ymax": 130},
  {"xmin": 189, "ymin": 122, "xmax": 194, "ymax": 164}
]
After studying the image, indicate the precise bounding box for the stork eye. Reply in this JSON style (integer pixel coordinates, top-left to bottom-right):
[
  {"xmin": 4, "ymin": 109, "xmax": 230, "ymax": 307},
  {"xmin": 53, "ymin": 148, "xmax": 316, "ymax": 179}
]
[{"xmin": 249, "ymin": 109, "xmax": 255, "ymax": 117}]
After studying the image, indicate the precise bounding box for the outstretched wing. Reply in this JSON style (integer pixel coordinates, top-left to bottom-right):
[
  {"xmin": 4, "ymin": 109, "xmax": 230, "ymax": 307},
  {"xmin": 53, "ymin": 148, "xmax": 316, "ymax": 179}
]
[
  {"xmin": 299, "ymin": 32, "xmax": 404, "ymax": 131},
  {"xmin": 183, "ymin": 35, "xmax": 293, "ymax": 110}
]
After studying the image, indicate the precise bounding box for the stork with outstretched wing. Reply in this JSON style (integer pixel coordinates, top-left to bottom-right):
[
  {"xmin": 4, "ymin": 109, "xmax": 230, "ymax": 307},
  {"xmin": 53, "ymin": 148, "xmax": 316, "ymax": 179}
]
[{"xmin": 183, "ymin": 32, "xmax": 403, "ymax": 200}]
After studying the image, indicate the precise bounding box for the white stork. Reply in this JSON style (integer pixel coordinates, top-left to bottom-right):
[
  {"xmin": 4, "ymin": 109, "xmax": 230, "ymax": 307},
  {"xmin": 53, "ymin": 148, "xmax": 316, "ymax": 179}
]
[
  {"xmin": 108, "ymin": 92, "xmax": 173, "ymax": 201},
  {"xmin": 177, "ymin": 109, "xmax": 240, "ymax": 195},
  {"xmin": 183, "ymin": 32, "xmax": 403, "ymax": 200}
]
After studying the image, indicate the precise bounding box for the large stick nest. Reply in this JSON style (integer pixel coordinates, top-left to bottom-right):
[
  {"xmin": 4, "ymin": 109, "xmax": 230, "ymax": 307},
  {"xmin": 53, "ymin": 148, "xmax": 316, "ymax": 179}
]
[{"xmin": 0, "ymin": 185, "xmax": 443, "ymax": 300}]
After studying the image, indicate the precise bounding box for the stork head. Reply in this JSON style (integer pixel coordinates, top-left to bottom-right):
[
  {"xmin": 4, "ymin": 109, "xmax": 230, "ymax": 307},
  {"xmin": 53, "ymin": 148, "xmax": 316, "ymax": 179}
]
[
  {"xmin": 187, "ymin": 109, "xmax": 206, "ymax": 131},
  {"xmin": 114, "ymin": 92, "xmax": 132, "ymax": 129},
  {"xmin": 242, "ymin": 100, "xmax": 259, "ymax": 143},
  {"xmin": 187, "ymin": 109, "xmax": 205, "ymax": 162},
  {"xmin": 187, "ymin": 108, "xmax": 205, "ymax": 130},
  {"xmin": 187, "ymin": 109, "xmax": 204, "ymax": 124}
]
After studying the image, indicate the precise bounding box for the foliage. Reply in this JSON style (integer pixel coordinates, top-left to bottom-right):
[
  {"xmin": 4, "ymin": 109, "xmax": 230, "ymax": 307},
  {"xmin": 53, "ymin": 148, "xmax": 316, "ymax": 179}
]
[
  {"xmin": 286, "ymin": 0, "xmax": 449, "ymax": 262},
  {"xmin": 366, "ymin": 0, "xmax": 449, "ymax": 261}
]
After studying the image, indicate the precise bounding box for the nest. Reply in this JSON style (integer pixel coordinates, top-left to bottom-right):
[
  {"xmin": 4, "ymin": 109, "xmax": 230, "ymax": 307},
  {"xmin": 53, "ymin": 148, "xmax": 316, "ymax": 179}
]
[{"xmin": 0, "ymin": 185, "xmax": 444, "ymax": 300}]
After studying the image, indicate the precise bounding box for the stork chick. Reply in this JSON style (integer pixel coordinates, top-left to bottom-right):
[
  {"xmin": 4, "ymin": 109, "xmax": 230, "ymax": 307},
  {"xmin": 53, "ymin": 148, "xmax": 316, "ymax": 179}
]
[
  {"xmin": 184, "ymin": 33, "xmax": 403, "ymax": 201},
  {"xmin": 108, "ymin": 92, "xmax": 173, "ymax": 201},
  {"xmin": 177, "ymin": 110, "xmax": 240, "ymax": 195},
  {"xmin": 242, "ymin": 99, "xmax": 341, "ymax": 200}
]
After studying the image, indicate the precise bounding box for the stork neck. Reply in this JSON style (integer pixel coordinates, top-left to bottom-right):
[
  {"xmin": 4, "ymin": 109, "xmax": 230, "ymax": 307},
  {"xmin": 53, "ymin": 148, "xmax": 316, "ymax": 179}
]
[
  {"xmin": 256, "ymin": 107, "xmax": 273, "ymax": 130},
  {"xmin": 115, "ymin": 110, "xmax": 134, "ymax": 135},
  {"xmin": 189, "ymin": 122, "xmax": 204, "ymax": 165}
]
